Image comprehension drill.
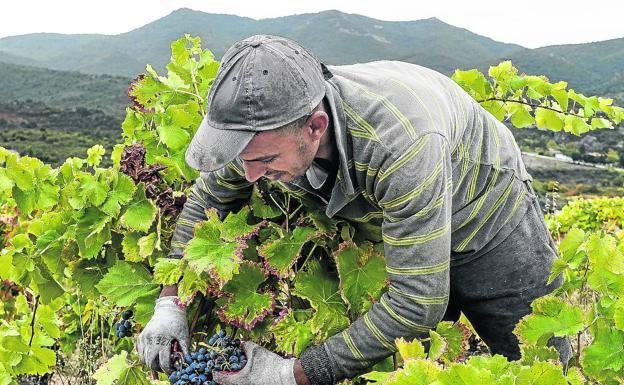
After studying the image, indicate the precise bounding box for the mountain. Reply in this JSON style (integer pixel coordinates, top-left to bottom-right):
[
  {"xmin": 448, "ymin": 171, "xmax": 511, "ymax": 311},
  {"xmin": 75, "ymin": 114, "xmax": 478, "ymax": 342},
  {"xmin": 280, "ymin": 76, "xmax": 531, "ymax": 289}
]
[
  {"xmin": 481, "ymin": 38, "xmax": 624, "ymax": 94},
  {"xmin": 0, "ymin": 9, "xmax": 523, "ymax": 77},
  {"xmin": 0, "ymin": 8, "xmax": 622, "ymax": 98}
]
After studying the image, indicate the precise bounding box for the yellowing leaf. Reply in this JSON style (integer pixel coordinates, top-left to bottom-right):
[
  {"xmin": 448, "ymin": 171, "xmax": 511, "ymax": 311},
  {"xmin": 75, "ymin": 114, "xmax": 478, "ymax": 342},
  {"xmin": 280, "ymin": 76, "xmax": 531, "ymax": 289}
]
[{"xmin": 395, "ymin": 337, "xmax": 426, "ymax": 361}]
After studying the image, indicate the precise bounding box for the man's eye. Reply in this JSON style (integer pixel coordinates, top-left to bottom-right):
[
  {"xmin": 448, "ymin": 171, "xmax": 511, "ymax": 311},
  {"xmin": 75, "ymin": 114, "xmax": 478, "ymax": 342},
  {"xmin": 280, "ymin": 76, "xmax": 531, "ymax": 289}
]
[{"xmin": 262, "ymin": 157, "xmax": 275, "ymax": 164}]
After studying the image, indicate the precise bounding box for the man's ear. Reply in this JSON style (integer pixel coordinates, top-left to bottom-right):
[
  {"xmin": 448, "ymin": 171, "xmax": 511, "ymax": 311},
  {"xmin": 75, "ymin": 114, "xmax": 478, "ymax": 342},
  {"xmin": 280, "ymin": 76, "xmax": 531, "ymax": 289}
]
[{"xmin": 307, "ymin": 111, "xmax": 329, "ymax": 140}]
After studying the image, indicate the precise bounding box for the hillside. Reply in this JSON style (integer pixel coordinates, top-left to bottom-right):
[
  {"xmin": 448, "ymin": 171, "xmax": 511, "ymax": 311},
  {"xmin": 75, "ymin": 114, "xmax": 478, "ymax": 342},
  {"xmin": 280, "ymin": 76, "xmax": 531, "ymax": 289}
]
[
  {"xmin": 0, "ymin": 9, "xmax": 523, "ymax": 77},
  {"xmin": 0, "ymin": 62, "xmax": 130, "ymax": 115}
]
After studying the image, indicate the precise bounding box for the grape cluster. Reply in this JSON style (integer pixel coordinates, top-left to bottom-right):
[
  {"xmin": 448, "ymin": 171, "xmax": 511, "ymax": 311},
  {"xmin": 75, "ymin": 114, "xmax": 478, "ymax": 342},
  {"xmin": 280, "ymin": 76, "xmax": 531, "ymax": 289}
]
[
  {"xmin": 115, "ymin": 310, "xmax": 133, "ymax": 338},
  {"xmin": 168, "ymin": 330, "xmax": 247, "ymax": 385}
]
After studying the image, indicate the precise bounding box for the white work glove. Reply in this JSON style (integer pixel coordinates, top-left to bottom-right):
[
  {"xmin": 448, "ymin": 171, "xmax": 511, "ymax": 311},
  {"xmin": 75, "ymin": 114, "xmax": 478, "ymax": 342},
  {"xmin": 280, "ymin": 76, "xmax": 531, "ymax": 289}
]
[
  {"xmin": 136, "ymin": 296, "xmax": 190, "ymax": 373},
  {"xmin": 213, "ymin": 341, "xmax": 297, "ymax": 385}
]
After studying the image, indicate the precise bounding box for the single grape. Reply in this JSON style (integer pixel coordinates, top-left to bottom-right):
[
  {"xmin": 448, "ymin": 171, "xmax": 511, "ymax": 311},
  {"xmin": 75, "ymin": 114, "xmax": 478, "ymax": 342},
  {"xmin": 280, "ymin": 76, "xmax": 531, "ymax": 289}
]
[{"xmin": 122, "ymin": 309, "xmax": 133, "ymax": 320}]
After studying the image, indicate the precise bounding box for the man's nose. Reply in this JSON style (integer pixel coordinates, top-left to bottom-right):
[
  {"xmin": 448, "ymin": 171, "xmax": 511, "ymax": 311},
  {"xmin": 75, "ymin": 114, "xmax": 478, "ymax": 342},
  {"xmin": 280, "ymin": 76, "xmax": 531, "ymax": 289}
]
[{"xmin": 242, "ymin": 162, "xmax": 266, "ymax": 182}]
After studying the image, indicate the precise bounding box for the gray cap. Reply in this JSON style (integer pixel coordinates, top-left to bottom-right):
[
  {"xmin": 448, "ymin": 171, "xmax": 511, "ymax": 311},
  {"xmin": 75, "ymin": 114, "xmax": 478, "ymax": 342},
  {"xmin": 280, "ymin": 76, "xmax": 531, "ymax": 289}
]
[{"xmin": 185, "ymin": 34, "xmax": 326, "ymax": 172}]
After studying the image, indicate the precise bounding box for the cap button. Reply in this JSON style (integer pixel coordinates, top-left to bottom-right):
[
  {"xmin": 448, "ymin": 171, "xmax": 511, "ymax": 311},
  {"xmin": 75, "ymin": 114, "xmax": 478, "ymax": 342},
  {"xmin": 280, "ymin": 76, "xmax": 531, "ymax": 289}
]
[{"xmin": 250, "ymin": 41, "xmax": 262, "ymax": 48}]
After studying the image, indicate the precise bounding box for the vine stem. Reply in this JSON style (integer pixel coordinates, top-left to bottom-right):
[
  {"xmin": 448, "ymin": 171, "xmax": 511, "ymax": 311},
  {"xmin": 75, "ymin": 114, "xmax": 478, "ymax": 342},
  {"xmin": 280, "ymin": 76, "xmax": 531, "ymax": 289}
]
[
  {"xmin": 190, "ymin": 294, "xmax": 207, "ymax": 336},
  {"xmin": 28, "ymin": 295, "xmax": 40, "ymax": 347},
  {"xmin": 479, "ymin": 97, "xmax": 586, "ymax": 118}
]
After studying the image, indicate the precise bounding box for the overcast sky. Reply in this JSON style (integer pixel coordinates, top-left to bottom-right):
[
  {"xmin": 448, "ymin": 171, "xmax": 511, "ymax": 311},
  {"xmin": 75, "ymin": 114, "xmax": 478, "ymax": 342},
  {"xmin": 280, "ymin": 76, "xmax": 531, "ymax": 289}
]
[{"xmin": 1, "ymin": 0, "xmax": 623, "ymax": 48}]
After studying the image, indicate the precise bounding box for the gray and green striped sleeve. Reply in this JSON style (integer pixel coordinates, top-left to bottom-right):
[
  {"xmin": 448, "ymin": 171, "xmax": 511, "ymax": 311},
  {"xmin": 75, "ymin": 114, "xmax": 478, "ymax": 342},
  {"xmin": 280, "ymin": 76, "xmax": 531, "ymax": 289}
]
[
  {"xmin": 168, "ymin": 159, "xmax": 253, "ymax": 258},
  {"xmin": 301, "ymin": 132, "xmax": 453, "ymax": 384}
]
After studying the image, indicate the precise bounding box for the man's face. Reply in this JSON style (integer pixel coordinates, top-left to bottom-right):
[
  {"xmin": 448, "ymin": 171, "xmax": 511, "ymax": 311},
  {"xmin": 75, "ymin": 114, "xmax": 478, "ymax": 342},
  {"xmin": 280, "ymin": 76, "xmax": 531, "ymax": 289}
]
[{"xmin": 239, "ymin": 115, "xmax": 325, "ymax": 183}]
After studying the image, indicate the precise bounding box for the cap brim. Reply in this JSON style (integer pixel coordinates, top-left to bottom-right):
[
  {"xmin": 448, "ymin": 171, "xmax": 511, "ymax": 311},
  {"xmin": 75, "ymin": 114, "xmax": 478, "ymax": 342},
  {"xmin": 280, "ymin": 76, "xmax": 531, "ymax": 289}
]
[{"xmin": 185, "ymin": 115, "xmax": 255, "ymax": 172}]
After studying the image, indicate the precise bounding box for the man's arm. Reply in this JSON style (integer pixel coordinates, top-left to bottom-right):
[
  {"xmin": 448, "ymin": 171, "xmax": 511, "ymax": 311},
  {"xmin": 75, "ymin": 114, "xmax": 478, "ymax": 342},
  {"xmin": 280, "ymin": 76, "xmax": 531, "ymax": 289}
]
[
  {"xmin": 160, "ymin": 160, "xmax": 253, "ymax": 292},
  {"xmin": 300, "ymin": 133, "xmax": 453, "ymax": 384}
]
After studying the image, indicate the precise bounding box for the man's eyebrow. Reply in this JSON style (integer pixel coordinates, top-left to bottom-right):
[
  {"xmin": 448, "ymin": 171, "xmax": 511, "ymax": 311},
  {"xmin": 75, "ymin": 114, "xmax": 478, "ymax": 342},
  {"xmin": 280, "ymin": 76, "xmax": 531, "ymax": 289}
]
[{"xmin": 240, "ymin": 154, "xmax": 278, "ymax": 162}]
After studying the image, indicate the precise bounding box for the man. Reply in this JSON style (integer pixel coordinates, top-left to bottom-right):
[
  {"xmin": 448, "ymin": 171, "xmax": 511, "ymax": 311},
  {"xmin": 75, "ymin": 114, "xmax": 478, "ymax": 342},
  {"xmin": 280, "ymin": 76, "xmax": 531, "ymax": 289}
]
[{"xmin": 137, "ymin": 34, "xmax": 571, "ymax": 385}]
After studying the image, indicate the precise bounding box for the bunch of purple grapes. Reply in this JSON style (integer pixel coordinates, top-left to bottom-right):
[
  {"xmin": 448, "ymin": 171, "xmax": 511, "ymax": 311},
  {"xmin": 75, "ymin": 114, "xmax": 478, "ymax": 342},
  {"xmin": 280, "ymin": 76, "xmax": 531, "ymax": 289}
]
[
  {"xmin": 168, "ymin": 330, "xmax": 247, "ymax": 385},
  {"xmin": 115, "ymin": 310, "xmax": 133, "ymax": 338}
]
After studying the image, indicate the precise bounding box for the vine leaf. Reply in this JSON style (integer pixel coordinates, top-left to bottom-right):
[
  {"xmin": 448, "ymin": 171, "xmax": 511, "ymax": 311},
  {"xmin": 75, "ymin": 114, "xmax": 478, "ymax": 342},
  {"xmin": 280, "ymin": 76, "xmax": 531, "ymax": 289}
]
[
  {"xmin": 122, "ymin": 232, "xmax": 156, "ymax": 262},
  {"xmin": 437, "ymin": 363, "xmax": 496, "ymax": 385},
  {"xmin": 94, "ymin": 351, "xmax": 131, "ymax": 385},
  {"xmin": 216, "ymin": 262, "xmax": 274, "ymax": 330},
  {"xmin": 513, "ymin": 361, "xmax": 569, "ymax": 385},
  {"xmin": 585, "ymin": 233, "xmax": 624, "ymax": 296},
  {"xmin": 581, "ymin": 324, "xmax": 624, "ymax": 378},
  {"xmin": 95, "ymin": 261, "xmax": 159, "ymax": 307},
  {"xmin": 75, "ymin": 207, "xmax": 112, "ymax": 259},
  {"xmin": 515, "ymin": 296, "xmax": 584, "ymax": 346},
  {"xmin": 395, "ymin": 337, "xmax": 426, "ymax": 361},
  {"xmin": 120, "ymin": 184, "xmax": 158, "ymax": 233},
  {"xmin": 250, "ymin": 190, "xmax": 282, "ymax": 219},
  {"xmin": 435, "ymin": 321, "xmax": 470, "ymax": 364},
  {"xmin": 334, "ymin": 241, "xmax": 387, "ymax": 317},
  {"xmin": 271, "ymin": 310, "xmax": 315, "ymax": 357},
  {"xmin": 427, "ymin": 330, "xmax": 448, "ymax": 361},
  {"xmin": 259, "ymin": 226, "xmax": 316, "ymax": 278},
  {"xmin": 184, "ymin": 211, "xmax": 242, "ymax": 287},
  {"xmin": 153, "ymin": 258, "xmax": 184, "ymax": 286},
  {"xmin": 101, "ymin": 172, "xmax": 136, "ymax": 217},
  {"xmin": 221, "ymin": 206, "xmax": 263, "ymax": 242},
  {"xmin": 293, "ymin": 260, "xmax": 349, "ymax": 341}
]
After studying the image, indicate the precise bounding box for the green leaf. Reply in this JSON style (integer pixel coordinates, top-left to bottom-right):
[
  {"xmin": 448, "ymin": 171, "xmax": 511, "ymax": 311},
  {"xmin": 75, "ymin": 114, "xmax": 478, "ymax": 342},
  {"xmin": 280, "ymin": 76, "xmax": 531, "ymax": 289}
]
[
  {"xmin": 153, "ymin": 258, "xmax": 184, "ymax": 286},
  {"xmin": 563, "ymin": 115, "xmax": 590, "ymax": 136},
  {"xmin": 271, "ymin": 310, "xmax": 315, "ymax": 357},
  {"xmin": 120, "ymin": 184, "xmax": 158, "ymax": 233},
  {"xmin": 519, "ymin": 345, "xmax": 560, "ymax": 366},
  {"xmin": 428, "ymin": 330, "xmax": 447, "ymax": 361},
  {"xmin": 435, "ymin": 321, "xmax": 468, "ymax": 363},
  {"xmin": 293, "ymin": 260, "xmax": 349, "ymax": 341},
  {"xmin": 94, "ymin": 351, "xmax": 131, "ymax": 385},
  {"xmin": 481, "ymin": 100, "xmax": 506, "ymax": 121},
  {"xmin": 31, "ymin": 265, "xmax": 64, "ymax": 304},
  {"xmin": 259, "ymin": 226, "xmax": 316, "ymax": 278},
  {"xmin": 464, "ymin": 355, "xmax": 512, "ymax": 379},
  {"xmin": 590, "ymin": 117, "xmax": 613, "ymax": 130},
  {"xmin": 78, "ymin": 173, "xmax": 109, "ymax": 207},
  {"xmin": 116, "ymin": 366, "xmax": 152, "ymax": 385},
  {"xmin": 250, "ymin": 190, "xmax": 282, "ymax": 219},
  {"xmin": 585, "ymin": 233, "xmax": 624, "ymax": 296},
  {"xmin": 216, "ymin": 262, "xmax": 274, "ymax": 330},
  {"xmin": 221, "ymin": 207, "xmax": 261, "ymax": 242},
  {"xmin": 95, "ymin": 261, "xmax": 159, "ymax": 307},
  {"xmin": 515, "ymin": 296, "xmax": 584, "ymax": 345},
  {"xmin": 452, "ymin": 69, "xmax": 492, "ymax": 99},
  {"xmin": 87, "ymin": 145, "xmax": 106, "ymax": 167},
  {"xmin": 75, "ymin": 207, "xmax": 112, "ymax": 259},
  {"xmin": 506, "ymin": 103, "xmax": 535, "ymax": 128},
  {"xmin": 438, "ymin": 363, "xmax": 496, "ymax": 385},
  {"xmin": 514, "ymin": 361, "xmax": 567, "ymax": 385},
  {"xmin": 101, "ymin": 172, "xmax": 136, "ymax": 217},
  {"xmin": 582, "ymin": 325, "xmax": 624, "ymax": 376},
  {"xmin": 535, "ymin": 108, "xmax": 564, "ymax": 132},
  {"xmin": 122, "ymin": 232, "xmax": 156, "ymax": 262},
  {"xmin": 551, "ymin": 87, "xmax": 569, "ymax": 111},
  {"xmin": 121, "ymin": 110, "xmax": 143, "ymax": 138},
  {"xmin": 156, "ymin": 124, "xmax": 190, "ymax": 150},
  {"xmin": 396, "ymin": 337, "xmax": 426, "ymax": 361},
  {"xmin": 334, "ymin": 241, "xmax": 387, "ymax": 316},
  {"xmin": 166, "ymin": 101, "xmax": 201, "ymax": 129},
  {"xmin": 184, "ymin": 211, "xmax": 242, "ymax": 287}
]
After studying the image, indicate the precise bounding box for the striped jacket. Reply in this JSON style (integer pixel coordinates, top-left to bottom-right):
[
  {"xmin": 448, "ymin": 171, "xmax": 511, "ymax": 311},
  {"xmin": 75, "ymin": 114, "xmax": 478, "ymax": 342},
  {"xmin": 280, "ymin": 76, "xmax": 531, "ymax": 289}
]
[{"xmin": 169, "ymin": 61, "xmax": 536, "ymax": 384}]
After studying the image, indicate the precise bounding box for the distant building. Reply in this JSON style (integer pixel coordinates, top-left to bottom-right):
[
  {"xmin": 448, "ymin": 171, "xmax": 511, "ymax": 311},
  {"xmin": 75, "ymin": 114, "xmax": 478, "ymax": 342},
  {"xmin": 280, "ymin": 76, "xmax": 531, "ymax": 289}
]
[{"xmin": 554, "ymin": 153, "xmax": 573, "ymax": 162}]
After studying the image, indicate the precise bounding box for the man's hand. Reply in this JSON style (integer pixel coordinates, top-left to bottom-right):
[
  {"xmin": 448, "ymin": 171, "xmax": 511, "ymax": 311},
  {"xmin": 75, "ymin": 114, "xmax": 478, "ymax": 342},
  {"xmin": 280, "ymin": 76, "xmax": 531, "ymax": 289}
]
[
  {"xmin": 136, "ymin": 296, "xmax": 190, "ymax": 373},
  {"xmin": 213, "ymin": 342, "xmax": 299, "ymax": 385}
]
